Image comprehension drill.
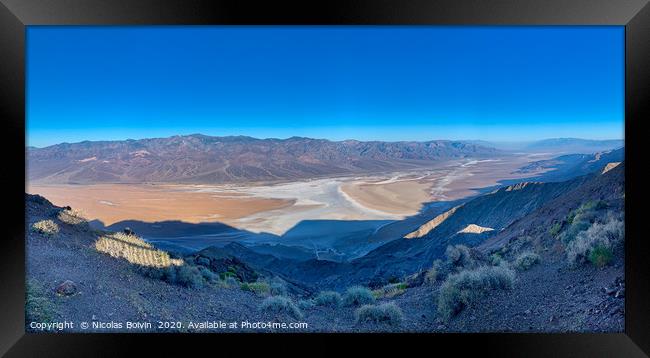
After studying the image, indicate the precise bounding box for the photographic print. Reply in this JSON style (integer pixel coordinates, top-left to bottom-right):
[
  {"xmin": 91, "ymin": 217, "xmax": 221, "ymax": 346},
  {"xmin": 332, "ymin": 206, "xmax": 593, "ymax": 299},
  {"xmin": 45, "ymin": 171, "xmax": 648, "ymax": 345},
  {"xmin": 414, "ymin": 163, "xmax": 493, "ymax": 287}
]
[{"xmin": 25, "ymin": 26, "xmax": 625, "ymax": 333}]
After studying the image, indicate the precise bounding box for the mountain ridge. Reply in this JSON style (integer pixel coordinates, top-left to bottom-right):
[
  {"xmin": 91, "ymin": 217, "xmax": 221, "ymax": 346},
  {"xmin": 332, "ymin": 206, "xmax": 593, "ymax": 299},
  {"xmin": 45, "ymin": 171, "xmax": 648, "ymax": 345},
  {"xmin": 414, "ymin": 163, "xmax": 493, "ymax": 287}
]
[{"xmin": 28, "ymin": 134, "xmax": 500, "ymax": 184}]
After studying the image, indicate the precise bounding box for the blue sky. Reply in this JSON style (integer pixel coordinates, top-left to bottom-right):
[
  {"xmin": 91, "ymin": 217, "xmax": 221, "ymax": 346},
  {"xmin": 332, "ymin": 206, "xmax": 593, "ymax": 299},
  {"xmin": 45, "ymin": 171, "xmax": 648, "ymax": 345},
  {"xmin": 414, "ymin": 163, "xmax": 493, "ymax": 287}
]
[{"xmin": 27, "ymin": 26, "xmax": 624, "ymax": 148}]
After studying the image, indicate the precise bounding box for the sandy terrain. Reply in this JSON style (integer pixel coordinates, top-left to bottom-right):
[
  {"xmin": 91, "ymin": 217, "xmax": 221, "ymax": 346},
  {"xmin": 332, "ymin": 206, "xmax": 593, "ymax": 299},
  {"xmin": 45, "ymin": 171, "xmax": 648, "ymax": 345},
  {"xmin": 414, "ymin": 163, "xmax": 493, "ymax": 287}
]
[
  {"xmin": 28, "ymin": 154, "xmax": 553, "ymax": 236},
  {"xmin": 27, "ymin": 183, "xmax": 294, "ymax": 226},
  {"xmin": 339, "ymin": 155, "xmax": 550, "ymax": 216}
]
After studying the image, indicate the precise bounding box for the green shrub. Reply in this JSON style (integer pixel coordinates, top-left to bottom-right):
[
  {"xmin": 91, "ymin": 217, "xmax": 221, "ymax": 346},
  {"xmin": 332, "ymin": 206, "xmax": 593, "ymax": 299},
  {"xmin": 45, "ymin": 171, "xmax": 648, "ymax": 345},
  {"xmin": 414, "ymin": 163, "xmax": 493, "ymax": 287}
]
[
  {"xmin": 489, "ymin": 253, "xmax": 504, "ymax": 266},
  {"xmin": 514, "ymin": 252, "xmax": 541, "ymax": 271},
  {"xmin": 260, "ymin": 296, "xmax": 303, "ymax": 319},
  {"xmin": 31, "ymin": 220, "xmax": 59, "ymax": 237},
  {"xmin": 175, "ymin": 265, "xmax": 204, "ymax": 289},
  {"xmin": 567, "ymin": 200, "xmax": 607, "ymax": 224},
  {"xmin": 424, "ymin": 266, "xmax": 438, "ymax": 285},
  {"xmin": 219, "ymin": 271, "xmax": 237, "ymax": 280},
  {"xmin": 25, "ymin": 280, "xmax": 55, "ymax": 324},
  {"xmin": 549, "ymin": 222, "xmax": 562, "ymax": 237},
  {"xmin": 374, "ymin": 282, "xmax": 407, "ymax": 299},
  {"xmin": 241, "ymin": 281, "xmax": 271, "ymax": 296},
  {"xmin": 198, "ymin": 266, "xmax": 219, "ymax": 284},
  {"xmin": 437, "ymin": 265, "xmax": 515, "ymax": 320},
  {"xmin": 140, "ymin": 264, "xmax": 206, "ymax": 288},
  {"xmin": 445, "ymin": 244, "xmax": 475, "ymax": 269},
  {"xmin": 588, "ymin": 245, "xmax": 614, "ymax": 268},
  {"xmin": 566, "ymin": 214, "xmax": 623, "ymax": 266},
  {"xmin": 343, "ymin": 286, "xmax": 375, "ymax": 307},
  {"xmin": 313, "ymin": 291, "xmax": 342, "ymax": 307},
  {"xmin": 355, "ymin": 303, "xmax": 403, "ymax": 326}
]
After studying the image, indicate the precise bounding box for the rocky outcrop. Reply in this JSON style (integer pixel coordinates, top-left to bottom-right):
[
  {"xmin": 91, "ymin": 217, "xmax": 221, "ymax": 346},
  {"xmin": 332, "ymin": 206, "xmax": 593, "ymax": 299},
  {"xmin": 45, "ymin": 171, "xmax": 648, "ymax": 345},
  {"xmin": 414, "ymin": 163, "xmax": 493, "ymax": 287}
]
[
  {"xmin": 457, "ymin": 224, "xmax": 494, "ymax": 234},
  {"xmin": 602, "ymin": 162, "xmax": 621, "ymax": 174},
  {"xmin": 405, "ymin": 206, "xmax": 461, "ymax": 239},
  {"xmin": 55, "ymin": 280, "xmax": 77, "ymax": 296}
]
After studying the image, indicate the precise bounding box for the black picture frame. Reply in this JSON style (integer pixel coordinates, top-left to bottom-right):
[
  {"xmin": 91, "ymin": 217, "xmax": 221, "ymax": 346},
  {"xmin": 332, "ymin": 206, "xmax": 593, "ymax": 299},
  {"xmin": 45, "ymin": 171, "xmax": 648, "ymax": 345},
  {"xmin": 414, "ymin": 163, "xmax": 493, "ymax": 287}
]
[{"xmin": 1, "ymin": 0, "xmax": 649, "ymax": 356}]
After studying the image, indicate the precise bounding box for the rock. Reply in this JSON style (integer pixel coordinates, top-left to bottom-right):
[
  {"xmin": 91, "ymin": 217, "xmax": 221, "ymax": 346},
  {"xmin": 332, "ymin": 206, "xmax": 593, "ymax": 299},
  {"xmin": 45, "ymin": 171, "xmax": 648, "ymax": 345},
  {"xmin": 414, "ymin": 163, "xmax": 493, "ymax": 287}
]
[
  {"xmin": 605, "ymin": 287, "xmax": 616, "ymax": 295},
  {"xmin": 63, "ymin": 206, "xmax": 72, "ymax": 211},
  {"xmin": 123, "ymin": 227, "xmax": 135, "ymax": 236},
  {"xmin": 55, "ymin": 280, "xmax": 77, "ymax": 296},
  {"xmin": 615, "ymin": 289, "xmax": 625, "ymax": 298}
]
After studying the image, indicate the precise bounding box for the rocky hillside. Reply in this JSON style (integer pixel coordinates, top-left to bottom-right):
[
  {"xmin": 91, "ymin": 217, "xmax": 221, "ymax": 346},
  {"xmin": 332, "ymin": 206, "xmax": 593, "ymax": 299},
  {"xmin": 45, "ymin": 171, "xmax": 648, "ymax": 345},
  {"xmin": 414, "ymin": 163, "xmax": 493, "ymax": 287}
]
[
  {"xmin": 27, "ymin": 134, "xmax": 498, "ymax": 184},
  {"xmin": 513, "ymin": 147, "xmax": 624, "ymax": 182}
]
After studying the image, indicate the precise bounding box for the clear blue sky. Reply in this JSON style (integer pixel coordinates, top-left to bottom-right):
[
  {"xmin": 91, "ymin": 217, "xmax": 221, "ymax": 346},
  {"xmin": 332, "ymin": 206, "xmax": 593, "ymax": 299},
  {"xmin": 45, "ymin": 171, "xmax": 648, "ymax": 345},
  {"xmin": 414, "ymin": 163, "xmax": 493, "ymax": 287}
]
[{"xmin": 27, "ymin": 26, "xmax": 624, "ymax": 148}]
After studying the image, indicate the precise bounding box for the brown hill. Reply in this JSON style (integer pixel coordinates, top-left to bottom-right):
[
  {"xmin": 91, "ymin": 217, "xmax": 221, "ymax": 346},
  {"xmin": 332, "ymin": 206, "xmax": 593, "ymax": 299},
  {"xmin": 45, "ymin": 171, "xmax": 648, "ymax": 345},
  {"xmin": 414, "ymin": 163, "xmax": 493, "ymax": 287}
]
[{"xmin": 27, "ymin": 134, "xmax": 498, "ymax": 184}]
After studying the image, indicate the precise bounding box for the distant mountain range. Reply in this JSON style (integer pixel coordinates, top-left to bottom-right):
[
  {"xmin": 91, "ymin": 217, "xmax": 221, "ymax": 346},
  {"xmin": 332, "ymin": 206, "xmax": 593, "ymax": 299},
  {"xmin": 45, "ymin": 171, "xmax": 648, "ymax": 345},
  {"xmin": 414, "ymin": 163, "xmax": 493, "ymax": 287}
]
[
  {"xmin": 27, "ymin": 134, "xmax": 499, "ymax": 184},
  {"xmin": 523, "ymin": 138, "xmax": 624, "ymax": 153},
  {"xmin": 27, "ymin": 134, "xmax": 624, "ymax": 184},
  {"xmin": 463, "ymin": 138, "xmax": 623, "ymax": 153}
]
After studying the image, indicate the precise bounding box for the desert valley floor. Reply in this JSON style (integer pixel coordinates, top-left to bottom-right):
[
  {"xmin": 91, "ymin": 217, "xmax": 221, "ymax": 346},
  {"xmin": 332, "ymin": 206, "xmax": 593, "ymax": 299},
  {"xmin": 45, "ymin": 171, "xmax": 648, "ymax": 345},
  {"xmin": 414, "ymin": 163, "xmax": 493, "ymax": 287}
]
[{"xmin": 28, "ymin": 153, "xmax": 548, "ymax": 238}]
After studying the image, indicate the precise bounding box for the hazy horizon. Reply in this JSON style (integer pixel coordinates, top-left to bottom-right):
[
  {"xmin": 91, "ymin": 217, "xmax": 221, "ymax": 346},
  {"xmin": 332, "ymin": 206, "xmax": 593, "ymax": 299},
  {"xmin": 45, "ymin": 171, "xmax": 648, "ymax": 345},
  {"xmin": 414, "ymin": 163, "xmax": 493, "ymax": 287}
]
[{"xmin": 26, "ymin": 132, "xmax": 624, "ymax": 149}]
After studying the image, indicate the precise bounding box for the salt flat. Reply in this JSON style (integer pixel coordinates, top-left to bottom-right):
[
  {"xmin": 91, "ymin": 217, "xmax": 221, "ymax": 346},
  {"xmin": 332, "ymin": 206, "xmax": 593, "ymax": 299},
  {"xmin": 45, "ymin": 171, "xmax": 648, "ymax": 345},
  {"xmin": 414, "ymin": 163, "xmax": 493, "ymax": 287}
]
[{"xmin": 28, "ymin": 154, "xmax": 552, "ymax": 236}]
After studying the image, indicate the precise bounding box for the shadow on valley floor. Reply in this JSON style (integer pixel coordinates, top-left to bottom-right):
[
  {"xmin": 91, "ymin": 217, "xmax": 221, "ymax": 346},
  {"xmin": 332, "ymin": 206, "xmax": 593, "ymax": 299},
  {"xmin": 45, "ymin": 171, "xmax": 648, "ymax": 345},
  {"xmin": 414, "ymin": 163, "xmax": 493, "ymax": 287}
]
[{"xmin": 90, "ymin": 198, "xmax": 466, "ymax": 263}]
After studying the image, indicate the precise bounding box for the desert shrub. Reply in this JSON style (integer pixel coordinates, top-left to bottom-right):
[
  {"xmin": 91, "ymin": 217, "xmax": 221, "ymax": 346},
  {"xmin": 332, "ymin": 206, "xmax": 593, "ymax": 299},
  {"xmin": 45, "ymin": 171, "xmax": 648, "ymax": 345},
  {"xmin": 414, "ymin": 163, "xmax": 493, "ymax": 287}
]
[
  {"xmin": 297, "ymin": 299, "xmax": 315, "ymax": 310},
  {"xmin": 343, "ymin": 286, "xmax": 375, "ymax": 307},
  {"xmin": 588, "ymin": 245, "xmax": 614, "ymax": 268},
  {"xmin": 433, "ymin": 245, "xmax": 478, "ymax": 281},
  {"xmin": 566, "ymin": 214, "xmax": 623, "ymax": 267},
  {"xmin": 57, "ymin": 209, "xmax": 87, "ymax": 226},
  {"xmin": 549, "ymin": 222, "xmax": 562, "ymax": 237},
  {"xmin": 514, "ymin": 252, "xmax": 541, "ymax": 271},
  {"xmin": 31, "ymin": 220, "xmax": 59, "ymax": 237},
  {"xmin": 424, "ymin": 266, "xmax": 438, "ymax": 285},
  {"xmin": 437, "ymin": 265, "xmax": 515, "ymax": 320},
  {"xmin": 431, "ymin": 258, "xmax": 451, "ymax": 280},
  {"xmin": 219, "ymin": 271, "xmax": 237, "ymax": 280},
  {"xmin": 374, "ymin": 282, "xmax": 407, "ymax": 299},
  {"xmin": 567, "ymin": 200, "xmax": 607, "ymax": 224},
  {"xmin": 224, "ymin": 276, "xmax": 239, "ymax": 287},
  {"xmin": 140, "ymin": 264, "xmax": 205, "ymax": 288},
  {"xmin": 445, "ymin": 244, "xmax": 475, "ymax": 269},
  {"xmin": 489, "ymin": 252, "xmax": 504, "ymax": 266},
  {"xmin": 260, "ymin": 296, "xmax": 303, "ymax": 319},
  {"xmin": 313, "ymin": 291, "xmax": 342, "ymax": 307},
  {"xmin": 562, "ymin": 201, "xmax": 609, "ymax": 244},
  {"xmin": 269, "ymin": 277, "xmax": 288, "ymax": 296},
  {"xmin": 174, "ymin": 264, "xmax": 204, "ymax": 289},
  {"xmin": 138, "ymin": 266, "xmax": 165, "ymax": 280},
  {"xmin": 403, "ymin": 271, "xmax": 425, "ymax": 288},
  {"xmin": 355, "ymin": 303, "xmax": 403, "ymax": 326},
  {"xmin": 95, "ymin": 232, "xmax": 183, "ymax": 268},
  {"xmin": 240, "ymin": 281, "xmax": 271, "ymax": 296},
  {"xmin": 198, "ymin": 266, "xmax": 219, "ymax": 284},
  {"xmin": 25, "ymin": 280, "xmax": 55, "ymax": 324}
]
